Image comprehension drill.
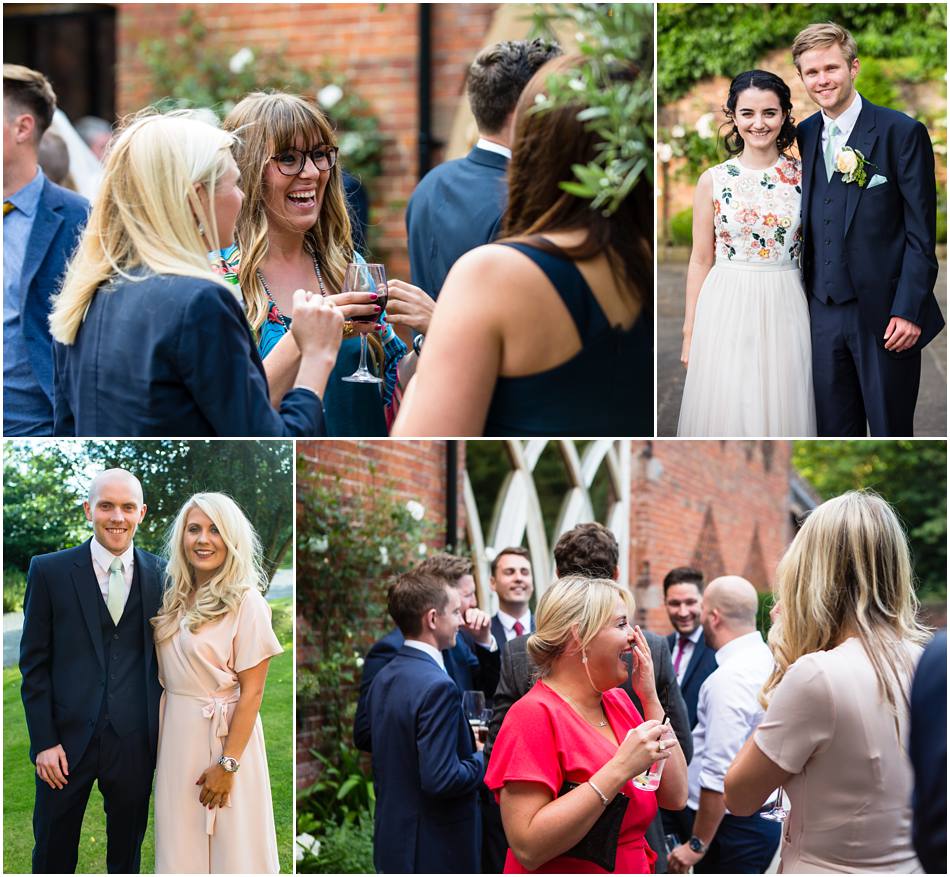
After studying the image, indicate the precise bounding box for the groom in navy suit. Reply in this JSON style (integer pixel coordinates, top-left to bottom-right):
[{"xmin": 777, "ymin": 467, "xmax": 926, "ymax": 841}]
[
  {"xmin": 19, "ymin": 469, "xmax": 164, "ymax": 873},
  {"xmin": 405, "ymin": 39, "xmax": 561, "ymax": 300},
  {"xmin": 365, "ymin": 566, "xmax": 484, "ymax": 873},
  {"xmin": 793, "ymin": 23, "xmax": 943, "ymax": 436}
]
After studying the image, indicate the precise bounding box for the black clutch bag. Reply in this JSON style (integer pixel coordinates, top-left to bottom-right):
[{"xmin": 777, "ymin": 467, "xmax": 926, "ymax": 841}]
[{"xmin": 557, "ymin": 780, "xmax": 629, "ymax": 872}]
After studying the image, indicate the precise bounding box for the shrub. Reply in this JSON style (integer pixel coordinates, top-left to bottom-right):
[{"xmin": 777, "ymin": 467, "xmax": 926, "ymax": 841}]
[
  {"xmin": 670, "ymin": 207, "xmax": 693, "ymax": 247},
  {"xmin": 3, "ymin": 567, "xmax": 27, "ymax": 613},
  {"xmin": 297, "ymin": 817, "xmax": 375, "ymax": 874}
]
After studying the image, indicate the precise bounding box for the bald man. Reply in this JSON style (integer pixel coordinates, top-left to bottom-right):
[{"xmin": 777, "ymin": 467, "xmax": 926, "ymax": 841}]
[
  {"xmin": 20, "ymin": 469, "xmax": 165, "ymax": 873},
  {"xmin": 667, "ymin": 577, "xmax": 781, "ymax": 874}
]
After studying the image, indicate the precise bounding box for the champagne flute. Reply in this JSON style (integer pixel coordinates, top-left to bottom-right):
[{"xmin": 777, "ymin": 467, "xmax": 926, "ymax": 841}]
[
  {"xmin": 760, "ymin": 785, "xmax": 789, "ymax": 821},
  {"xmin": 341, "ymin": 262, "xmax": 387, "ymax": 384}
]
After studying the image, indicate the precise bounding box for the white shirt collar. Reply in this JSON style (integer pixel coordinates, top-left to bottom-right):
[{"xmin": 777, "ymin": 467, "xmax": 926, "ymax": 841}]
[
  {"xmin": 821, "ymin": 91, "xmax": 862, "ymax": 141},
  {"xmin": 403, "ymin": 639, "xmax": 446, "ymax": 672},
  {"xmin": 89, "ymin": 537, "xmax": 134, "ymax": 574},
  {"xmin": 496, "ymin": 608, "xmax": 531, "ymax": 632},
  {"xmin": 714, "ymin": 630, "xmax": 766, "ymax": 666},
  {"xmin": 476, "ymin": 137, "xmax": 512, "ymax": 160}
]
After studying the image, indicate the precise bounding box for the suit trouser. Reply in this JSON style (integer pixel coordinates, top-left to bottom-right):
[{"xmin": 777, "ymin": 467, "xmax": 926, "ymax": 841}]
[
  {"xmin": 32, "ymin": 724, "xmax": 152, "ymax": 874},
  {"xmin": 810, "ymin": 296, "xmax": 921, "ymax": 436},
  {"xmin": 480, "ymin": 784, "xmax": 507, "ymax": 872},
  {"xmin": 681, "ymin": 806, "xmax": 781, "ymax": 874}
]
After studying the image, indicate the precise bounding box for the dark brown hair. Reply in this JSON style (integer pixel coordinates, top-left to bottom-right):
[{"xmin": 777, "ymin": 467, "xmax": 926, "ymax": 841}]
[
  {"xmin": 3, "ymin": 64, "xmax": 57, "ymax": 142},
  {"xmin": 490, "ymin": 546, "xmax": 530, "ymax": 578},
  {"xmin": 501, "ymin": 54, "xmax": 651, "ymax": 310},
  {"xmin": 554, "ymin": 523, "xmax": 618, "ymax": 579},
  {"xmin": 416, "ymin": 552, "xmax": 473, "ymax": 584},
  {"xmin": 387, "ymin": 570, "xmax": 451, "ymax": 638},
  {"xmin": 662, "ymin": 566, "xmax": 704, "ymax": 595}
]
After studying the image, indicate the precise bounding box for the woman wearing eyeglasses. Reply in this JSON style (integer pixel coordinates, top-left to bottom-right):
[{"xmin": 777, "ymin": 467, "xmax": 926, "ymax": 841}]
[{"xmin": 223, "ymin": 93, "xmax": 406, "ymax": 437}]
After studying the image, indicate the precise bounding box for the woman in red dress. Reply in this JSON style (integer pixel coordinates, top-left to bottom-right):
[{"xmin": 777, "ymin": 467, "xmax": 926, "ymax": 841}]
[{"xmin": 485, "ymin": 576, "xmax": 688, "ymax": 873}]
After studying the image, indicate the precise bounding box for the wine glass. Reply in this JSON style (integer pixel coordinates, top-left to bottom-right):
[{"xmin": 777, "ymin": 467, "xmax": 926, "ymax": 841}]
[
  {"xmin": 341, "ymin": 262, "xmax": 387, "ymax": 384},
  {"xmin": 760, "ymin": 785, "xmax": 789, "ymax": 821},
  {"xmin": 462, "ymin": 691, "xmax": 487, "ymax": 742}
]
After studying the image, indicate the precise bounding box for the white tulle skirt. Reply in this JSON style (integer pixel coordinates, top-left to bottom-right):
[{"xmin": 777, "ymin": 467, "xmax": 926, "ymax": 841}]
[{"xmin": 677, "ymin": 261, "xmax": 817, "ymax": 437}]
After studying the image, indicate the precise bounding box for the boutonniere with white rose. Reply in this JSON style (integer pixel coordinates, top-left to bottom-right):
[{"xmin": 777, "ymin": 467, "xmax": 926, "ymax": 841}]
[{"xmin": 835, "ymin": 146, "xmax": 873, "ymax": 187}]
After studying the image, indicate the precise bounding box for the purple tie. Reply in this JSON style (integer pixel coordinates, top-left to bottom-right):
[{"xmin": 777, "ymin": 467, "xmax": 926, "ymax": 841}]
[
  {"xmin": 673, "ymin": 635, "xmax": 690, "ymax": 675},
  {"xmin": 513, "ymin": 620, "xmax": 525, "ymax": 636}
]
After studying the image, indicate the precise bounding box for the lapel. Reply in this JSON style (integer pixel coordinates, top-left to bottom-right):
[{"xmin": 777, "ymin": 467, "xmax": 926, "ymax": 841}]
[
  {"xmin": 19, "ymin": 178, "xmax": 63, "ymax": 308},
  {"xmin": 843, "ymin": 97, "xmax": 877, "ymax": 237},
  {"xmin": 799, "ymin": 113, "xmax": 823, "ymax": 224},
  {"xmin": 491, "ymin": 614, "xmax": 506, "ymax": 649},
  {"xmin": 72, "ymin": 538, "xmax": 106, "ymax": 670},
  {"xmin": 134, "ymin": 548, "xmax": 159, "ymax": 678}
]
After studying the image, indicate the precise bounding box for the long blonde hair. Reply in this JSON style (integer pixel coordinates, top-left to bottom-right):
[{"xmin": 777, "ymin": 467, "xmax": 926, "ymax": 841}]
[
  {"xmin": 49, "ymin": 110, "xmax": 236, "ymax": 345},
  {"xmin": 527, "ymin": 575, "xmax": 634, "ymax": 677},
  {"xmin": 152, "ymin": 492, "xmax": 266, "ymax": 643},
  {"xmin": 762, "ymin": 491, "xmax": 929, "ymax": 715},
  {"xmin": 222, "ymin": 92, "xmax": 354, "ymax": 330}
]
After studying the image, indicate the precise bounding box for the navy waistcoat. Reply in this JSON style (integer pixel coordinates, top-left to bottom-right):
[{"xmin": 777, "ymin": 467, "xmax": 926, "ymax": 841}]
[{"xmin": 807, "ymin": 155, "xmax": 857, "ymax": 304}]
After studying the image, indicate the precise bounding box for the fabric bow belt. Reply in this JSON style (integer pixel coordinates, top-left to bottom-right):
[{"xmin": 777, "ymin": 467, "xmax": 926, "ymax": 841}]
[{"xmin": 199, "ymin": 689, "xmax": 241, "ymax": 835}]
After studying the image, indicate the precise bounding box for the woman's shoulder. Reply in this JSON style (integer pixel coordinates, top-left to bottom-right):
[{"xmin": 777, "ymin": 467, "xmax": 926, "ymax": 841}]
[{"xmin": 506, "ymin": 680, "xmax": 563, "ymax": 723}]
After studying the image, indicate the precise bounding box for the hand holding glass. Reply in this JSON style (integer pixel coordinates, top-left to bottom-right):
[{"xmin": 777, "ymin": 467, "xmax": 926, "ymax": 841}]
[
  {"xmin": 341, "ymin": 262, "xmax": 387, "ymax": 384},
  {"xmin": 632, "ymin": 720, "xmax": 675, "ymax": 791}
]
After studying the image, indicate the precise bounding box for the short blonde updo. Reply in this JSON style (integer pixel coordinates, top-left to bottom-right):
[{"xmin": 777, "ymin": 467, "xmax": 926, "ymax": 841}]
[{"xmin": 527, "ymin": 575, "xmax": 634, "ymax": 677}]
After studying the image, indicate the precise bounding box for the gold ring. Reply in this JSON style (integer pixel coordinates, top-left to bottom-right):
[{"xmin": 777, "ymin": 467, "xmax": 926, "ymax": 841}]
[{"xmin": 342, "ymin": 320, "xmax": 355, "ymax": 338}]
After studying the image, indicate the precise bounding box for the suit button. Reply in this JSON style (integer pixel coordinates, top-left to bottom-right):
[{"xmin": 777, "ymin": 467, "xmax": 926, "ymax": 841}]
[
  {"xmin": 824, "ymin": 240, "xmax": 831, "ymax": 245},
  {"xmin": 825, "ymin": 260, "xmax": 832, "ymax": 266},
  {"xmin": 110, "ymin": 673, "xmax": 116, "ymax": 679},
  {"xmin": 114, "ymin": 634, "xmax": 119, "ymax": 640},
  {"xmin": 824, "ymin": 219, "xmax": 831, "ymax": 225},
  {"xmin": 824, "ymin": 198, "xmax": 831, "ymax": 204}
]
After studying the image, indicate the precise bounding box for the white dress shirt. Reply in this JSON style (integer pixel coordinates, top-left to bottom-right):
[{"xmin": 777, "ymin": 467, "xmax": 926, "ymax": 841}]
[
  {"xmin": 475, "ymin": 137, "xmax": 512, "ymax": 160},
  {"xmin": 820, "ymin": 91, "xmax": 863, "ymax": 155},
  {"xmin": 687, "ymin": 630, "xmax": 775, "ymax": 812},
  {"xmin": 89, "ymin": 538, "xmax": 134, "ymax": 608},
  {"xmin": 404, "ymin": 639, "xmax": 447, "ymax": 673},
  {"xmin": 495, "ymin": 609, "xmax": 532, "ymax": 642},
  {"xmin": 672, "ymin": 625, "xmax": 703, "ymax": 686}
]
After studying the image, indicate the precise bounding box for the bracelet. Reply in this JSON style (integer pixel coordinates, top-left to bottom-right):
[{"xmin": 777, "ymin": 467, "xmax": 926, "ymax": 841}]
[
  {"xmin": 412, "ymin": 333, "xmax": 424, "ymax": 356},
  {"xmin": 587, "ymin": 779, "xmax": 609, "ymax": 807}
]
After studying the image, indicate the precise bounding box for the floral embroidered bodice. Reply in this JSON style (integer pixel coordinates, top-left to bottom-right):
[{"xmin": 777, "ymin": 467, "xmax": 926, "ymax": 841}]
[{"xmin": 710, "ymin": 155, "xmax": 803, "ymax": 264}]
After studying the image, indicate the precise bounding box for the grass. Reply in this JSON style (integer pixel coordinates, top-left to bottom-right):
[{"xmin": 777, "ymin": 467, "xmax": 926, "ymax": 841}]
[{"xmin": 4, "ymin": 598, "xmax": 294, "ymax": 874}]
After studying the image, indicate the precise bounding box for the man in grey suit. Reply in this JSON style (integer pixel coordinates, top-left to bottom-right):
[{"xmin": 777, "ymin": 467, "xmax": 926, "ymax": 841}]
[{"xmin": 486, "ymin": 523, "xmax": 692, "ymax": 873}]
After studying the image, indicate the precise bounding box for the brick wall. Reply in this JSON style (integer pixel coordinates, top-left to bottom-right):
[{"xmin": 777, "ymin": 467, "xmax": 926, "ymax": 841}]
[{"xmin": 116, "ymin": 3, "xmax": 500, "ymax": 281}]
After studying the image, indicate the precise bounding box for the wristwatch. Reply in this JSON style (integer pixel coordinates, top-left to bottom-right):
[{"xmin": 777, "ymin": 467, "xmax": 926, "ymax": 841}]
[
  {"xmin": 688, "ymin": 836, "xmax": 707, "ymax": 854},
  {"xmin": 218, "ymin": 755, "xmax": 240, "ymax": 773}
]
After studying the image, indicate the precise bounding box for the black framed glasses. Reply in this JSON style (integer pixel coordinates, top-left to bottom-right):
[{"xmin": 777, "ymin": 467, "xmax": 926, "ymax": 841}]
[{"xmin": 270, "ymin": 146, "xmax": 338, "ymax": 175}]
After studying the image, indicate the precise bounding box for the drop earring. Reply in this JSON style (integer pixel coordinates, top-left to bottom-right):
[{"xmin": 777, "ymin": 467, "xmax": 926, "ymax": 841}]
[
  {"xmin": 581, "ymin": 649, "xmax": 588, "ymax": 665},
  {"xmin": 197, "ymin": 223, "xmax": 205, "ymax": 236}
]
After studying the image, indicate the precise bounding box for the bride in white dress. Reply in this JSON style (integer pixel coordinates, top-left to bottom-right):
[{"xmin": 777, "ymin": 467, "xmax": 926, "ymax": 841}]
[{"xmin": 678, "ymin": 70, "xmax": 816, "ymax": 437}]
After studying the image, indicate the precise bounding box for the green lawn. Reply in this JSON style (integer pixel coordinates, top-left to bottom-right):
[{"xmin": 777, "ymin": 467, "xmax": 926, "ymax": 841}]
[{"xmin": 4, "ymin": 599, "xmax": 294, "ymax": 873}]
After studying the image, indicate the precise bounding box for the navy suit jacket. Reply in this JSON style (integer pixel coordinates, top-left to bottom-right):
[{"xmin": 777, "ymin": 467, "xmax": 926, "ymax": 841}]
[
  {"xmin": 52, "ymin": 272, "xmax": 324, "ymax": 436},
  {"xmin": 367, "ymin": 645, "xmax": 484, "ymax": 873},
  {"xmin": 667, "ymin": 630, "xmax": 718, "ymax": 729},
  {"xmin": 405, "ymin": 146, "xmax": 508, "ymax": 299},
  {"xmin": 798, "ymin": 95, "xmax": 944, "ymax": 353},
  {"xmin": 19, "ymin": 540, "xmax": 164, "ymax": 765},
  {"xmin": 353, "ymin": 626, "xmax": 499, "ymax": 751},
  {"xmin": 490, "ymin": 612, "xmax": 534, "ymax": 656},
  {"xmin": 909, "ymin": 630, "xmax": 946, "ymax": 874},
  {"xmin": 11, "ymin": 177, "xmax": 89, "ymax": 422}
]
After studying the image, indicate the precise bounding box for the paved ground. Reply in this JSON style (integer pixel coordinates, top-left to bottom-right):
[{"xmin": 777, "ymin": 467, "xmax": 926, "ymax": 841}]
[
  {"xmin": 3, "ymin": 567, "xmax": 293, "ymax": 668},
  {"xmin": 657, "ymin": 249, "xmax": 948, "ymax": 437}
]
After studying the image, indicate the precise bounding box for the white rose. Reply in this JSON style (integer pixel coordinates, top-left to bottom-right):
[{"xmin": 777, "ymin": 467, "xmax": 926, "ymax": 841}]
[
  {"xmin": 671, "ymin": 124, "xmax": 686, "ymax": 139},
  {"xmin": 310, "ymin": 535, "xmax": 328, "ymax": 554},
  {"xmin": 418, "ymin": 543, "xmax": 428, "ymax": 556},
  {"xmin": 318, "ymin": 84, "xmax": 343, "ymax": 109},
  {"xmin": 406, "ymin": 500, "xmax": 425, "ymax": 521},
  {"xmin": 695, "ymin": 112, "xmax": 716, "ymax": 140},
  {"xmin": 657, "ymin": 143, "xmax": 673, "ymax": 163},
  {"xmin": 295, "ymin": 834, "xmax": 319, "ymax": 862},
  {"xmin": 836, "ymin": 148, "xmax": 858, "ymax": 174},
  {"xmin": 379, "ymin": 545, "xmax": 389, "ymax": 564},
  {"xmin": 228, "ymin": 47, "xmax": 254, "ymax": 75}
]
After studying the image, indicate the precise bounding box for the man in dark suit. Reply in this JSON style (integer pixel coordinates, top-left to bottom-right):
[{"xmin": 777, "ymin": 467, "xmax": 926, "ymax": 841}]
[
  {"xmin": 486, "ymin": 523, "xmax": 691, "ymax": 873},
  {"xmin": 3, "ymin": 64, "xmax": 89, "ymax": 436},
  {"xmin": 489, "ymin": 546, "xmax": 534, "ymax": 651},
  {"xmin": 19, "ymin": 469, "xmax": 164, "ymax": 873},
  {"xmin": 354, "ymin": 552, "xmax": 499, "ymax": 751},
  {"xmin": 405, "ymin": 38, "xmax": 561, "ymax": 300},
  {"xmin": 793, "ymin": 23, "xmax": 943, "ymax": 436},
  {"xmin": 909, "ymin": 629, "xmax": 946, "ymax": 874},
  {"xmin": 365, "ymin": 566, "xmax": 485, "ymax": 873}
]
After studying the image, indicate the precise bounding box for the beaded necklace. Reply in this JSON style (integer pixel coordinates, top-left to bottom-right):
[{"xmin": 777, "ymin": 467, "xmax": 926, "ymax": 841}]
[{"xmin": 256, "ymin": 247, "xmax": 325, "ymax": 329}]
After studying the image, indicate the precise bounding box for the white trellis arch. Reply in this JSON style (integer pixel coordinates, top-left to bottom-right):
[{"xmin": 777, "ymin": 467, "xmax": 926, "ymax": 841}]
[{"xmin": 463, "ymin": 440, "xmax": 631, "ymax": 611}]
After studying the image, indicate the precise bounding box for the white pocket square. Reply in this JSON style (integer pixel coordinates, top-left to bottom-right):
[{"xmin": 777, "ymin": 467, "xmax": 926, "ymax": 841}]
[{"xmin": 868, "ymin": 174, "xmax": 888, "ymax": 188}]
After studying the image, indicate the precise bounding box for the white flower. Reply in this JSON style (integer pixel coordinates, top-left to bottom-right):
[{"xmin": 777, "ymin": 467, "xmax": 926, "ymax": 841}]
[
  {"xmin": 575, "ymin": 32, "xmax": 585, "ymax": 43},
  {"xmin": 406, "ymin": 500, "xmax": 425, "ymax": 521},
  {"xmin": 295, "ymin": 833, "xmax": 320, "ymax": 862},
  {"xmin": 318, "ymin": 84, "xmax": 343, "ymax": 109},
  {"xmin": 310, "ymin": 535, "xmax": 328, "ymax": 554},
  {"xmin": 671, "ymin": 124, "xmax": 686, "ymax": 139},
  {"xmin": 695, "ymin": 112, "xmax": 716, "ymax": 140},
  {"xmin": 356, "ymin": 656, "xmax": 364, "ymax": 668},
  {"xmin": 338, "ymin": 132, "xmax": 363, "ymax": 154},
  {"xmin": 228, "ymin": 47, "xmax": 254, "ymax": 75},
  {"xmin": 418, "ymin": 543, "xmax": 428, "ymax": 556},
  {"xmin": 534, "ymin": 93, "xmax": 547, "ymax": 106},
  {"xmin": 379, "ymin": 545, "xmax": 389, "ymax": 564},
  {"xmin": 569, "ymin": 77, "xmax": 585, "ymax": 92},
  {"xmin": 835, "ymin": 147, "xmax": 858, "ymax": 174},
  {"xmin": 657, "ymin": 143, "xmax": 673, "ymax": 163}
]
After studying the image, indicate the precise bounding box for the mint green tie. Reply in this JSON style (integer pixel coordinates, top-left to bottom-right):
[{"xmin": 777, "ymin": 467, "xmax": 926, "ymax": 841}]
[
  {"xmin": 107, "ymin": 556, "xmax": 125, "ymax": 625},
  {"xmin": 824, "ymin": 123, "xmax": 841, "ymax": 181}
]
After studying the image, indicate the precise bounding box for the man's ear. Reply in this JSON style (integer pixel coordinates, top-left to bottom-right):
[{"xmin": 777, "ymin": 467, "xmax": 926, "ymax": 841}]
[
  {"xmin": 423, "ymin": 607, "xmax": 437, "ymax": 631},
  {"xmin": 83, "ymin": 500, "xmax": 93, "ymax": 523}
]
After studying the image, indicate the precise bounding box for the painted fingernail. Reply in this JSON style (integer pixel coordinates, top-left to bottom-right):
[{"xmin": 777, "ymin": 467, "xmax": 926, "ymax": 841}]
[
  {"xmin": 375, "ymin": 305, "xmax": 382, "ymax": 313},
  {"xmin": 369, "ymin": 293, "xmax": 378, "ymax": 301}
]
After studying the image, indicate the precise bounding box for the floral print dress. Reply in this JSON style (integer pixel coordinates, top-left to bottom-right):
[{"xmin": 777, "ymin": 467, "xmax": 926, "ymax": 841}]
[{"xmin": 677, "ymin": 155, "xmax": 817, "ymax": 437}]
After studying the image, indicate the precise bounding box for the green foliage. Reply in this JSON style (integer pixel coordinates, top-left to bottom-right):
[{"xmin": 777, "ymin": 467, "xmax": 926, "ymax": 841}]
[
  {"xmin": 937, "ymin": 184, "xmax": 947, "ymax": 245},
  {"xmin": 296, "ymin": 744, "xmax": 375, "ymax": 838},
  {"xmin": 270, "ymin": 597, "xmax": 294, "ymax": 648},
  {"xmin": 852, "ymin": 57, "xmax": 900, "ymax": 110},
  {"xmin": 139, "ymin": 9, "xmax": 383, "ymax": 186},
  {"xmin": 658, "ymin": 3, "xmax": 947, "ymax": 104},
  {"xmin": 756, "ymin": 591, "xmax": 776, "ymax": 641},
  {"xmin": 3, "ymin": 568, "xmax": 27, "ymax": 614},
  {"xmin": 3, "ymin": 441, "xmax": 293, "ymax": 584},
  {"xmin": 670, "ymin": 207, "xmax": 694, "ymax": 247},
  {"xmin": 530, "ymin": 4, "xmax": 653, "ymax": 214},
  {"xmin": 792, "ymin": 441, "xmax": 947, "ymax": 600},
  {"xmin": 297, "ymin": 816, "xmax": 375, "ymax": 874}
]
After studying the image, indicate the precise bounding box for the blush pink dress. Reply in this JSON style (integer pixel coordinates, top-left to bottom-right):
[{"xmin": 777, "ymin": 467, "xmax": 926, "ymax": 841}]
[{"xmin": 154, "ymin": 588, "xmax": 283, "ymax": 873}]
